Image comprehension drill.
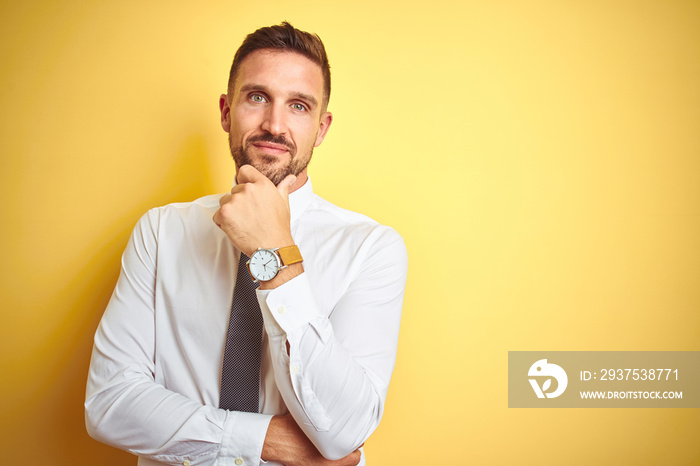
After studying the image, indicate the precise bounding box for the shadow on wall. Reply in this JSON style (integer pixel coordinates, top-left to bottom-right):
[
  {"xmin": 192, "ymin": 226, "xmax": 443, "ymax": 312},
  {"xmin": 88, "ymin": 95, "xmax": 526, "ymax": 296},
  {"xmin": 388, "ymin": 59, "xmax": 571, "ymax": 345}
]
[{"xmin": 37, "ymin": 134, "xmax": 217, "ymax": 465}]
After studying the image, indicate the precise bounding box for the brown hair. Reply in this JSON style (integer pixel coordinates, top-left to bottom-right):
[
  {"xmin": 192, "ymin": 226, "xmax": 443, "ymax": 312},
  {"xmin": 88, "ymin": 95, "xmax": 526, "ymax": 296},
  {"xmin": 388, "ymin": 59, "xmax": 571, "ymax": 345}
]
[{"xmin": 227, "ymin": 22, "xmax": 331, "ymax": 109}]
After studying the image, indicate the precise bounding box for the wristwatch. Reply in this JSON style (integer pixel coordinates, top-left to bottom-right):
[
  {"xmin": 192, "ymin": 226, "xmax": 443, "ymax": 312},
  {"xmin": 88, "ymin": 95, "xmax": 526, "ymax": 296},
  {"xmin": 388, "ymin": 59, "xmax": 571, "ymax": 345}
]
[{"xmin": 246, "ymin": 245, "xmax": 303, "ymax": 282}]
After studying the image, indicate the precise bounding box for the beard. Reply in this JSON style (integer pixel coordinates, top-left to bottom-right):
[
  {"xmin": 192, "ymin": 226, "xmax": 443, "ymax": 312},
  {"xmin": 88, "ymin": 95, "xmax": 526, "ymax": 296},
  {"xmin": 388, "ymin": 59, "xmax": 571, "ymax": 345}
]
[{"xmin": 229, "ymin": 132, "xmax": 313, "ymax": 186}]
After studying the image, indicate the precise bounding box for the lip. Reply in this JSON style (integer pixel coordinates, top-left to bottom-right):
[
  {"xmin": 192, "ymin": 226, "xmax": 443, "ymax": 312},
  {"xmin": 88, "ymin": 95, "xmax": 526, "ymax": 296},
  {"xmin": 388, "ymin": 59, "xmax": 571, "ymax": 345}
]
[{"xmin": 252, "ymin": 142, "xmax": 290, "ymax": 155}]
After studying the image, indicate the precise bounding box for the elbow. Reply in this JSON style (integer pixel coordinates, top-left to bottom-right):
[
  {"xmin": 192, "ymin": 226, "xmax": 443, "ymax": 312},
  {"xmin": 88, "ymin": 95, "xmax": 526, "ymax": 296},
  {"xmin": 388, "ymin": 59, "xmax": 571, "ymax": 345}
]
[
  {"xmin": 315, "ymin": 430, "xmax": 368, "ymax": 461},
  {"xmin": 85, "ymin": 417, "xmax": 104, "ymax": 444},
  {"xmin": 84, "ymin": 400, "xmax": 103, "ymax": 442},
  {"xmin": 316, "ymin": 444, "xmax": 354, "ymax": 462},
  {"xmin": 313, "ymin": 408, "xmax": 382, "ymax": 460},
  {"xmin": 85, "ymin": 396, "xmax": 113, "ymax": 446}
]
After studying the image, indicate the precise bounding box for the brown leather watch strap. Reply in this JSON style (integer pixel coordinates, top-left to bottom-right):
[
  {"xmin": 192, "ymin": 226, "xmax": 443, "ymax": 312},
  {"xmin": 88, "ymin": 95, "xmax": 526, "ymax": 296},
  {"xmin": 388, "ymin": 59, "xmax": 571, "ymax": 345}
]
[{"xmin": 277, "ymin": 245, "xmax": 303, "ymax": 266}]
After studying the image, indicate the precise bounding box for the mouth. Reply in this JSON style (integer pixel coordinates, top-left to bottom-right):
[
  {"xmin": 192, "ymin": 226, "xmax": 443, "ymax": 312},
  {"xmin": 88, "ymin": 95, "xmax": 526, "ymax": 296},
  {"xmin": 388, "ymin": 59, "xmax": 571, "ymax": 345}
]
[{"xmin": 251, "ymin": 141, "xmax": 291, "ymax": 156}]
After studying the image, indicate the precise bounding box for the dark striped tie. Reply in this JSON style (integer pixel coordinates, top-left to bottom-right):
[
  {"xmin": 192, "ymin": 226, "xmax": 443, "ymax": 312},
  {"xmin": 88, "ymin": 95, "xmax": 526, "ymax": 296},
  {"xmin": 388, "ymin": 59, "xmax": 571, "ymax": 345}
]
[{"xmin": 219, "ymin": 253, "xmax": 263, "ymax": 412}]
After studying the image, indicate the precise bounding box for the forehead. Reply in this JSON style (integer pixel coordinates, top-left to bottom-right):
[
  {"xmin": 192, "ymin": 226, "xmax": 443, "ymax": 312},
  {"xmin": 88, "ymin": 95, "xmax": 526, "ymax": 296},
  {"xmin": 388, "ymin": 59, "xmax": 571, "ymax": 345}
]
[{"xmin": 234, "ymin": 49, "xmax": 324, "ymax": 100}]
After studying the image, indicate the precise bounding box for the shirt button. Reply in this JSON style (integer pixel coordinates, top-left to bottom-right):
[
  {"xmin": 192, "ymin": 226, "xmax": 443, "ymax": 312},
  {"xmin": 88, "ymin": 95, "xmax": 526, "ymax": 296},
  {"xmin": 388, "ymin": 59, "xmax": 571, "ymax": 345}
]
[
  {"xmin": 183, "ymin": 461, "xmax": 191, "ymax": 466},
  {"xmin": 291, "ymin": 365, "xmax": 299, "ymax": 373},
  {"xmin": 235, "ymin": 458, "xmax": 244, "ymax": 465},
  {"xmin": 277, "ymin": 305, "xmax": 287, "ymax": 314}
]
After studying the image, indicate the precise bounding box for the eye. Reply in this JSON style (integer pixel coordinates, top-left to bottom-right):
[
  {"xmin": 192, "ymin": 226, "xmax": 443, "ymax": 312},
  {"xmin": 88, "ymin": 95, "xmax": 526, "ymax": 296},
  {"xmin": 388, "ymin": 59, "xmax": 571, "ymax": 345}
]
[
  {"xmin": 291, "ymin": 102, "xmax": 307, "ymax": 112},
  {"xmin": 250, "ymin": 94, "xmax": 266, "ymax": 103}
]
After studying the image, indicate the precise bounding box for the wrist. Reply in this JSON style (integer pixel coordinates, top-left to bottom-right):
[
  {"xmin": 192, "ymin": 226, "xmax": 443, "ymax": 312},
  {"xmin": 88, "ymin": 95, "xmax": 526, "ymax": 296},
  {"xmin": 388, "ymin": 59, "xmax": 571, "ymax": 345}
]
[
  {"xmin": 261, "ymin": 415, "xmax": 284, "ymax": 462},
  {"xmin": 256, "ymin": 235, "xmax": 295, "ymax": 255},
  {"xmin": 248, "ymin": 242, "xmax": 303, "ymax": 288},
  {"xmin": 261, "ymin": 414, "xmax": 299, "ymax": 463},
  {"xmin": 258, "ymin": 262, "xmax": 303, "ymax": 290}
]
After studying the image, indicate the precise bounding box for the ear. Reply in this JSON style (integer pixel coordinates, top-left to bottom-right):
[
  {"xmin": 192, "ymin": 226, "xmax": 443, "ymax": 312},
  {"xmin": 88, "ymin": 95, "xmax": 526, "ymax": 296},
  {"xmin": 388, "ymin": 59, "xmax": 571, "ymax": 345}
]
[
  {"xmin": 219, "ymin": 94, "xmax": 231, "ymax": 133},
  {"xmin": 314, "ymin": 111, "xmax": 333, "ymax": 147}
]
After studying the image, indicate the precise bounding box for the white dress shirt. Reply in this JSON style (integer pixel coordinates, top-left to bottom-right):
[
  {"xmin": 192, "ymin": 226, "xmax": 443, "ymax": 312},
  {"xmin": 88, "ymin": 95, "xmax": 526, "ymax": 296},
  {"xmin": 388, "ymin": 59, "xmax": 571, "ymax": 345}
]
[{"xmin": 85, "ymin": 177, "xmax": 408, "ymax": 466}]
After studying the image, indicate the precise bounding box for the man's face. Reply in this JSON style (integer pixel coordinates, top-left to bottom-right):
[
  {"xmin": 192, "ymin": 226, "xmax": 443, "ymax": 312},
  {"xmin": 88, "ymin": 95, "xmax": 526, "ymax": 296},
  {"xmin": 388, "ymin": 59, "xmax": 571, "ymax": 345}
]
[{"xmin": 220, "ymin": 49, "xmax": 332, "ymax": 186}]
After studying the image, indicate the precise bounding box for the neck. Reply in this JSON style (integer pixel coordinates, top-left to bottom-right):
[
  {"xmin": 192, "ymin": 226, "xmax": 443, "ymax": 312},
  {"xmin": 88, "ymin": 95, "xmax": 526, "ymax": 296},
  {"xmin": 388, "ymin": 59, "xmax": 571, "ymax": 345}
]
[{"xmin": 288, "ymin": 168, "xmax": 308, "ymax": 194}]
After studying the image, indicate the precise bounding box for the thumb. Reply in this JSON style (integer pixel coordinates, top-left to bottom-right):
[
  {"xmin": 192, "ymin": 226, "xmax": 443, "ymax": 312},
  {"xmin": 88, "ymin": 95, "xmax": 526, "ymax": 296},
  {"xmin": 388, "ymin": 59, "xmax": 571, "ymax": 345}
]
[{"xmin": 276, "ymin": 174, "xmax": 297, "ymax": 201}]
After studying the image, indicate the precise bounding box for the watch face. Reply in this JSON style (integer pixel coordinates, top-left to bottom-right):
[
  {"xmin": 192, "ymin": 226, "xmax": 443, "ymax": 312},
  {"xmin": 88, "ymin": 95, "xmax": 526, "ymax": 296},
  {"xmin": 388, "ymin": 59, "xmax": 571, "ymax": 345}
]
[{"xmin": 248, "ymin": 249, "xmax": 281, "ymax": 281}]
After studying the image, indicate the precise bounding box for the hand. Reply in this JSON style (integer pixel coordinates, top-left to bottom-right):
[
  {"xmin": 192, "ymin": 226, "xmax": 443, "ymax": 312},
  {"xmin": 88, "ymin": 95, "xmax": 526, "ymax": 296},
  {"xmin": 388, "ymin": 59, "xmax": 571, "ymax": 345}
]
[
  {"xmin": 213, "ymin": 165, "xmax": 296, "ymax": 257},
  {"xmin": 262, "ymin": 414, "xmax": 362, "ymax": 466}
]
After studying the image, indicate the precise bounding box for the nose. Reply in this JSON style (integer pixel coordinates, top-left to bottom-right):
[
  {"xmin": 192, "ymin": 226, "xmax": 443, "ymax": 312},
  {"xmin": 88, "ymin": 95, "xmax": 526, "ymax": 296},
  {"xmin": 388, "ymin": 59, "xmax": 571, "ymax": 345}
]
[{"xmin": 261, "ymin": 102, "xmax": 287, "ymax": 136}]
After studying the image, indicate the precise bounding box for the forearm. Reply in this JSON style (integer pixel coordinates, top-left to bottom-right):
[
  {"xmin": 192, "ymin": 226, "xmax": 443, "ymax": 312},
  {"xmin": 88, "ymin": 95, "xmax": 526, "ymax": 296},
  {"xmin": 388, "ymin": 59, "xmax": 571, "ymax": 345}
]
[
  {"xmin": 85, "ymin": 366, "xmax": 224, "ymax": 460},
  {"xmin": 85, "ymin": 321, "xmax": 273, "ymax": 464},
  {"xmin": 257, "ymin": 272, "xmax": 404, "ymax": 460},
  {"xmin": 261, "ymin": 414, "xmax": 362, "ymax": 466},
  {"xmin": 262, "ymin": 414, "xmax": 309, "ymax": 463},
  {"xmin": 270, "ymin": 318, "xmax": 383, "ymax": 459}
]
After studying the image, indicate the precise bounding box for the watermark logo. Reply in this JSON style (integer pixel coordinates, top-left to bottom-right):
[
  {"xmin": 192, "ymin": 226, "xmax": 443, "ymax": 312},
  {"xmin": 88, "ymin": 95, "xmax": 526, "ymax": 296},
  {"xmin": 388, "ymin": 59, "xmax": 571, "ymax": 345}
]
[
  {"xmin": 528, "ymin": 359, "xmax": 568, "ymax": 398},
  {"xmin": 509, "ymin": 352, "xmax": 700, "ymax": 408}
]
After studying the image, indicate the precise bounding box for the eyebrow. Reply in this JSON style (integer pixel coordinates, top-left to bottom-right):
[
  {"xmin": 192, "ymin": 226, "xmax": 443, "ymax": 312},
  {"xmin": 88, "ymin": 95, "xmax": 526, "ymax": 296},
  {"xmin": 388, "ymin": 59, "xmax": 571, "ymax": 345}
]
[{"xmin": 239, "ymin": 83, "xmax": 318, "ymax": 109}]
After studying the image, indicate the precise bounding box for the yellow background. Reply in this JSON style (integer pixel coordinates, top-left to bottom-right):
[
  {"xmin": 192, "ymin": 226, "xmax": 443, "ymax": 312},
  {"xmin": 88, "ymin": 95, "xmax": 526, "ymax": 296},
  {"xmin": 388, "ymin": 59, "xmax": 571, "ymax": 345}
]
[{"xmin": 1, "ymin": 1, "xmax": 699, "ymax": 464}]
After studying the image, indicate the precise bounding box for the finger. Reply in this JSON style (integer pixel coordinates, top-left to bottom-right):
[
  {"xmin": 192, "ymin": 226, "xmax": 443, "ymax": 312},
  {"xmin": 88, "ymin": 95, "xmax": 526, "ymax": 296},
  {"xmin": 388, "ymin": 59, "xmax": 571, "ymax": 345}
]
[
  {"xmin": 229, "ymin": 183, "xmax": 246, "ymax": 196},
  {"xmin": 212, "ymin": 209, "xmax": 222, "ymax": 228},
  {"xmin": 219, "ymin": 193, "xmax": 232, "ymax": 207},
  {"xmin": 276, "ymin": 174, "xmax": 297, "ymax": 202},
  {"xmin": 236, "ymin": 164, "xmax": 264, "ymax": 185}
]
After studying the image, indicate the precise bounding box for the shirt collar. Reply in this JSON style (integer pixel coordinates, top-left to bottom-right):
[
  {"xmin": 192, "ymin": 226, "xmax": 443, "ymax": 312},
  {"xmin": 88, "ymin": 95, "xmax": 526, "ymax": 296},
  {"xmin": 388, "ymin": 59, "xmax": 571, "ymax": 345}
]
[{"xmin": 289, "ymin": 176, "xmax": 314, "ymax": 224}]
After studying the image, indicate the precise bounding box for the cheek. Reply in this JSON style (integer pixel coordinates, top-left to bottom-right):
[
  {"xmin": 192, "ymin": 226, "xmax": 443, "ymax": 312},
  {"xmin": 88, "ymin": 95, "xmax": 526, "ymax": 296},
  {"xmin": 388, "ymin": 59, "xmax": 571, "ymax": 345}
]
[
  {"xmin": 292, "ymin": 121, "xmax": 320, "ymax": 150},
  {"xmin": 231, "ymin": 109, "xmax": 261, "ymax": 137}
]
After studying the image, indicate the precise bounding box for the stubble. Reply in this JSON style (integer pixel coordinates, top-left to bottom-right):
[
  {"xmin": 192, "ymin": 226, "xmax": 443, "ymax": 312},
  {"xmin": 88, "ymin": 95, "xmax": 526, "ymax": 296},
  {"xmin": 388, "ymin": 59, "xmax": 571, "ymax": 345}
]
[{"xmin": 229, "ymin": 132, "xmax": 312, "ymax": 186}]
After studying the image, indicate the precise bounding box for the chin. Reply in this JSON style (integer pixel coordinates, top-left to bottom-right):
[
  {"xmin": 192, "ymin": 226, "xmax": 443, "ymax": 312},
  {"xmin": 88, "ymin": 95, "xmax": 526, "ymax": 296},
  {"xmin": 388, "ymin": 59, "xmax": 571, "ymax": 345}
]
[
  {"xmin": 230, "ymin": 142, "xmax": 309, "ymax": 186},
  {"xmin": 255, "ymin": 162, "xmax": 294, "ymax": 186}
]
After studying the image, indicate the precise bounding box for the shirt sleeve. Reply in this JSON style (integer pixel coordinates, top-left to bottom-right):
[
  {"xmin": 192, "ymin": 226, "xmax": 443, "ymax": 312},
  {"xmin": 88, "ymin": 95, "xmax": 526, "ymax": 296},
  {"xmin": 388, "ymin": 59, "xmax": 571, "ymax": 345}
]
[
  {"xmin": 256, "ymin": 227, "xmax": 408, "ymax": 460},
  {"xmin": 85, "ymin": 211, "xmax": 272, "ymax": 466}
]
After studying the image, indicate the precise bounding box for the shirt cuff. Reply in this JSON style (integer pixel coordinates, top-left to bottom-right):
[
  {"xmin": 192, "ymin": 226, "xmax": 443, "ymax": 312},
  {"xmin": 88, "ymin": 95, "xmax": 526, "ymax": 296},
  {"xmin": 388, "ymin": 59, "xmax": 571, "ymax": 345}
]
[
  {"xmin": 256, "ymin": 273, "xmax": 321, "ymax": 338},
  {"xmin": 219, "ymin": 411, "xmax": 272, "ymax": 466}
]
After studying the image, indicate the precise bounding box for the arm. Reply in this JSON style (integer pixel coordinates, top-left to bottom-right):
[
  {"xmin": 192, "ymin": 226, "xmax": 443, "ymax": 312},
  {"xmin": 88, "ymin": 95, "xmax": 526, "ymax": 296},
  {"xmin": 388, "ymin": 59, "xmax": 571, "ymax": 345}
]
[
  {"xmin": 214, "ymin": 165, "xmax": 408, "ymax": 459},
  {"xmin": 85, "ymin": 210, "xmax": 272, "ymax": 465},
  {"xmin": 258, "ymin": 229, "xmax": 407, "ymax": 459},
  {"xmin": 262, "ymin": 414, "xmax": 363, "ymax": 466}
]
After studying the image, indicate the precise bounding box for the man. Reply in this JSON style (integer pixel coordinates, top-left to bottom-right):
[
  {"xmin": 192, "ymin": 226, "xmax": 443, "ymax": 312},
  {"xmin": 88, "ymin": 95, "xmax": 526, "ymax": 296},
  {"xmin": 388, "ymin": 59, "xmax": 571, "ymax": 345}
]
[{"xmin": 86, "ymin": 22, "xmax": 407, "ymax": 466}]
